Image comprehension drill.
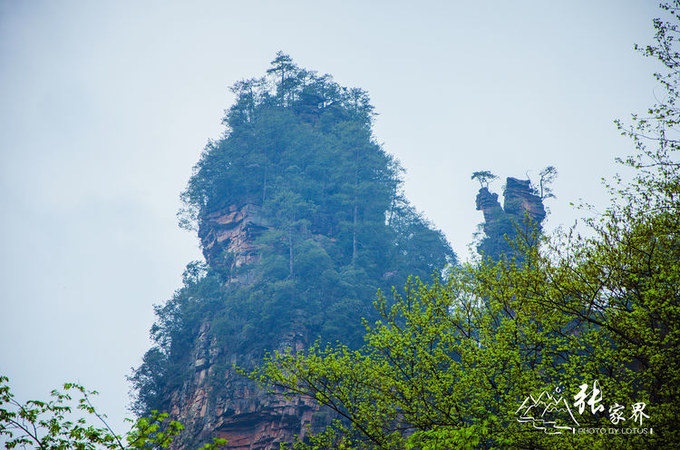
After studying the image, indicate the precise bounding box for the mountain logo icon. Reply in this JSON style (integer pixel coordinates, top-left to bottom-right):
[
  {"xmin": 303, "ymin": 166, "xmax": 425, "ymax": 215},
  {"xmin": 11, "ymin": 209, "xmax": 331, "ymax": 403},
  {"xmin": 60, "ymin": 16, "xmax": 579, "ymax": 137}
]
[{"xmin": 515, "ymin": 391, "xmax": 580, "ymax": 434}]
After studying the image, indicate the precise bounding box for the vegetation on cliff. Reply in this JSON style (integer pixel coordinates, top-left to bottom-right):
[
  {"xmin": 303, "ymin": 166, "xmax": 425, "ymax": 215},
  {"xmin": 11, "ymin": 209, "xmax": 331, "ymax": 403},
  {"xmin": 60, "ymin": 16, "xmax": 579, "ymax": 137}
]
[{"xmin": 130, "ymin": 53, "xmax": 455, "ymax": 419}]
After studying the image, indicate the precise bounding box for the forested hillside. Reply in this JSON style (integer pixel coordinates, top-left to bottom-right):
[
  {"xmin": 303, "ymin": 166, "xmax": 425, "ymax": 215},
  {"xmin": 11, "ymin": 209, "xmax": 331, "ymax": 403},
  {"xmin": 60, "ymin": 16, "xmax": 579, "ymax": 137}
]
[{"xmin": 129, "ymin": 53, "xmax": 455, "ymax": 449}]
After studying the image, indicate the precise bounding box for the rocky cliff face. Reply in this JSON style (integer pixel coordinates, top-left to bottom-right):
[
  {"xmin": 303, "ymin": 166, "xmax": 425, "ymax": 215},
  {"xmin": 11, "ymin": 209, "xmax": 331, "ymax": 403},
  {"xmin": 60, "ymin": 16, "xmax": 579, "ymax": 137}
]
[
  {"xmin": 169, "ymin": 204, "xmax": 331, "ymax": 449},
  {"xmin": 167, "ymin": 322, "xmax": 329, "ymax": 450},
  {"xmin": 198, "ymin": 203, "xmax": 268, "ymax": 283},
  {"xmin": 475, "ymin": 177, "xmax": 546, "ymax": 260},
  {"xmin": 475, "ymin": 187, "xmax": 503, "ymax": 227}
]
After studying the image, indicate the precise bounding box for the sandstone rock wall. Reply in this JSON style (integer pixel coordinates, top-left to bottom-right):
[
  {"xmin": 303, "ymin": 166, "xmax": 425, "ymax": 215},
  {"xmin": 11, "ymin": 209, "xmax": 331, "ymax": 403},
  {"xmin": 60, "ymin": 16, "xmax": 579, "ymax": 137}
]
[
  {"xmin": 502, "ymin": 177, "xmax": 546, "ymax": 224},
  {"xmin": 198, "ymin": 204, "xmax": 268, "ymax": 284},
  {"xmin": 168, "ymin": 319, "xmax": 329, "ymax": 449}
]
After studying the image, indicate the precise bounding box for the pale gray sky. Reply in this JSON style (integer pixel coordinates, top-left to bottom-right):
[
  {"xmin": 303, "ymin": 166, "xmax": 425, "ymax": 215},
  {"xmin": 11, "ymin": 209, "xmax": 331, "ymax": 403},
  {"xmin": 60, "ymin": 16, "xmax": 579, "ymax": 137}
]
[{"xmin": 0, "ymin": 0, "xmax": 660, "ymax": 435}]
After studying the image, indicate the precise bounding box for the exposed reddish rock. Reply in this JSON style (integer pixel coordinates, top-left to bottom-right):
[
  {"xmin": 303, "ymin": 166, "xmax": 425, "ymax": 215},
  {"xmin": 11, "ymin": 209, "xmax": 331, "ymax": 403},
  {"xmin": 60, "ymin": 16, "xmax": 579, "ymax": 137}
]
[
  {"xmin": 502, "ymin": 177, "xmax": 546, "ymax": 225},
  {"xmin": 168, "ymin": 319, "xmax": 330, "ymax": 449},
  {"xmin": 198, "ymin": 204, "xmax": 268, "ymax": 283}
]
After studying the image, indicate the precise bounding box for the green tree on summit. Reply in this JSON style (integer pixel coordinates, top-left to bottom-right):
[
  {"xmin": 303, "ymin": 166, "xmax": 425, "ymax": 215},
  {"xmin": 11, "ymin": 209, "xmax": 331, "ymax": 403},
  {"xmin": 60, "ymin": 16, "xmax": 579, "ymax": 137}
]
[{"xmin": 471, "ymin": 170, "xmax": 497, "ymax": 188}]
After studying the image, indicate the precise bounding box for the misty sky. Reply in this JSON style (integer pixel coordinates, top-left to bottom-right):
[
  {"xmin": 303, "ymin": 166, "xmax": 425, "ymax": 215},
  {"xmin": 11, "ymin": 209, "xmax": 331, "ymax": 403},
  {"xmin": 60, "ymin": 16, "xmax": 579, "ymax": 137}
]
[{"xmin": 0, "ymin": 0, "xmax": 661, "ymax": 435}]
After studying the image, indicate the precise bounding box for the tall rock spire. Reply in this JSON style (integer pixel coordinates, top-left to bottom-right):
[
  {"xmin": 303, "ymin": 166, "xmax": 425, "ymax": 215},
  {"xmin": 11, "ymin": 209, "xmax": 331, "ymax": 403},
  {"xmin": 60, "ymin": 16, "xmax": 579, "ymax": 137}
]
[
  {"xmin": 475, "ymin": 177, "xmax": 546, "ymax": 261},
  {"xmin": 130, "ymin": 55, "xmax": 455, "ymax": 449}
]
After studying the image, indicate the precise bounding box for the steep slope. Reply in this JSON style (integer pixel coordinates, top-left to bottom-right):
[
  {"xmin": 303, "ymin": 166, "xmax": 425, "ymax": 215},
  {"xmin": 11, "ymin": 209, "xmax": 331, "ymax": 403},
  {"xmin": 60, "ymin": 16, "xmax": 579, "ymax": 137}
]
[{"xmin": 130, "ymin": 53, "xmax": 455, "ymax": 449}]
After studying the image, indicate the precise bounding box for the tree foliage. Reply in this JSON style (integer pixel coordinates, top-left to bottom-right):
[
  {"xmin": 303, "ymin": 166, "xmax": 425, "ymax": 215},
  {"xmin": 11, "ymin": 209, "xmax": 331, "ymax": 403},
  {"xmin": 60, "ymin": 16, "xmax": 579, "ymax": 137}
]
[
  {"xmin": 255, "ymin": 5, "xmax": 680, "ymax": 448},
  {"xmin": 0, "ymin": 376, "xmax": 226, "ymax": 450},
  {"xmin": 534, "ymin": 165, "xmax": 558, "ymax": 200},
  {"xmin": 470, "ymin": 170, "xmax": 497, "ymax": 188}
]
